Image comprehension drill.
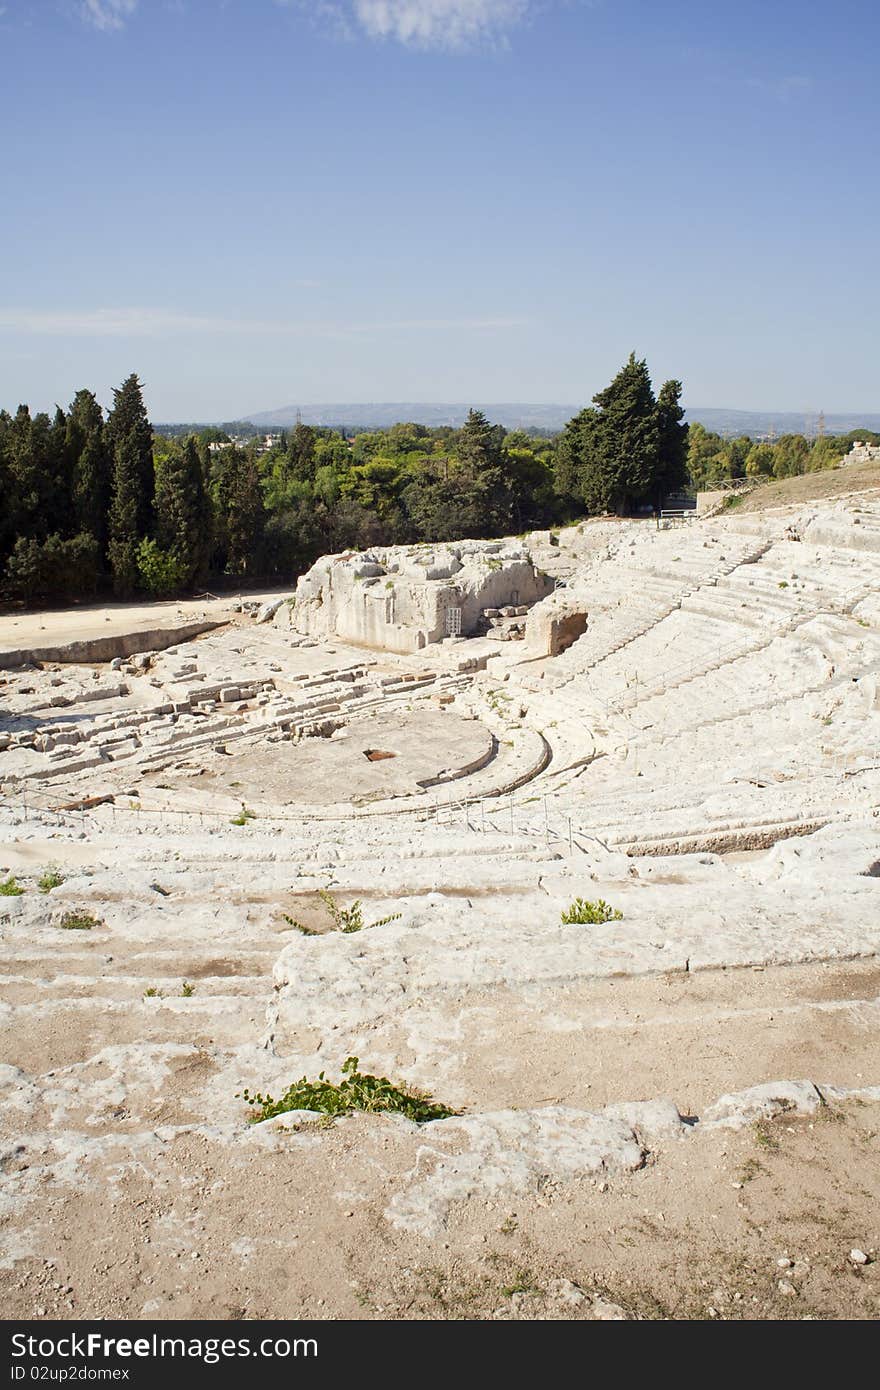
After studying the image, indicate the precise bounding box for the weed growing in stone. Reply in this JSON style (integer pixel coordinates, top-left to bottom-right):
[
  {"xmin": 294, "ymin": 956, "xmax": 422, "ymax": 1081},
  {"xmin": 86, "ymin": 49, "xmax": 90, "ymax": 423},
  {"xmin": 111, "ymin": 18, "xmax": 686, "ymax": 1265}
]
[
  {"xmin": 143, "ymin": 986, "xmax": 162, "ymax": 998},
  {"xmin": 0, "ymin": 877, "xmax": 24, "ymax": 897},
  {"xmin": 240, "ymin": 1055, "xmax": 456, "ymax": 1124},
  {"xmin": 181, "ymin": 982, "xmax": 194, "ymax": 997},
  {"xmin": 285, "ymin": 888, "xmax": 401, "ymax": 935},
  {"xmin": 231, "ymin": 806, "xmax": 257, "ymax": 826},
  {"xmin": 561, "ymin": 898, "xmax": 623, "ymax": 925},
  {"xmin": 38, "ymin": 868, "xmax": 65, "ymax": 893},
  {"xmin": 58, "ymin": 911, "xmax": 100, "ymax": 930},
  {"xmin": 283, "ymin": 914, "xmax": 320, "ymax": 935}
]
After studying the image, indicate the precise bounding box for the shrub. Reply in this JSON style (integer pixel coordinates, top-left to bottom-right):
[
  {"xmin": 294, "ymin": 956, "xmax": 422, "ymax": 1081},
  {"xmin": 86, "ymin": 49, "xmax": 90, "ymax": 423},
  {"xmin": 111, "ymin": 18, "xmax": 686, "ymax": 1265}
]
[
  {"xmin": 240, "ymin": 1056, "xmax": 456, "ymax": 1125},
  {"xmin": 230, "ymin": 806, "xmax": 257, "ymax": 826},
  {"xmin": 560, "ymin": 897, "xmax": 623, "ymax": 925},
  {"xmin": 181, "ymin": 981, "xmax": 194, "ymax": 997},
  {"xmin": 136, "ymin": 539, "xmax": 188, "ymax": 598},
  {"xmin": 0, "ymin": 877, "xmax": 24, "ymax": 897},
  {"xmin": 4, "ymin": 532, "xmax": 100, "ymax": 600},
  {"xmin": 38, "ymin": 867, "xmax": 65, "ymax": 893},
  {"xmin": 58, "ymin": 910, "xmax": 100, "ymax": 930}
]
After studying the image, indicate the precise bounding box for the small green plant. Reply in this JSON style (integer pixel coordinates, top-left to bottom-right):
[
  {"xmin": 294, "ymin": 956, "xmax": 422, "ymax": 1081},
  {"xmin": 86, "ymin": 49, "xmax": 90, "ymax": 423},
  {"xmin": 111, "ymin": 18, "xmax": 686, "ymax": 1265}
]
[
  {"xmin": 0, "ymin": 877, "xmax": 24, "ymax": 897},
  {"xmin": 752, "ymin": 1121, "xmax": 781, "ymax": 1152},
  {"xmin": 561, "ymin": 897, "xmax": 623, "ymax": 925},
  {"xmin": 180, "ymin": 981, "xmax": 194, "ymax": 997},
  {"xmin": 283, "ymin": 914, "xmax": 320, "ymax": 936},
  {"xmin": 143, "ymin": 986, "xmax": 163, "ymax": 998},
  {"xmin": 501, "ymin": 1270, "xmax": 536, "ymax": 1297},
  {"xmin": 38, "ymin": 867, "xmax": 65, "ymax": 894},
  {"xmin": 231, "ymin": 806, "xmax": 257, "ymax": 826},
  {"xmin": 286, "ymin": 887, "xmax": 401, "ymax": 936},
  {"xmin": 58, "ymin": 910, "xmax": 100, "ymax": 930},
  {"xmin": 239, "ymin": 1055, "xmax": 456, "ymax": 1125},
  {"xmin": 778, "ymin": 581, "xmax": 789, "ymax": 589}
]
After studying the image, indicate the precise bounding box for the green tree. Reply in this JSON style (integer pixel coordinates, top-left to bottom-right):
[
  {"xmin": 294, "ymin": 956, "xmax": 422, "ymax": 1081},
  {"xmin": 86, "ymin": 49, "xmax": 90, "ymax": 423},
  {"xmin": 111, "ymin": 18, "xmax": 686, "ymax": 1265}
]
[
  {"xmin": 652, "ymin": 379, "xmax": 690, "ymax": 507},
  {"xmin": 745, "ymin": 442, "xmax": 776, "ymax": 477},
  {"xmin": 66, "ymin": 390, "xmax": 112, "ymax": 554},
  {"xmin": 455, "ymin": 408, "xmax": 510, "ymax": 532},
  {"xmin": 107, "ymin": 374, "xmax": 154, "ymax": 595},
  {"xmin": 773, "ymin": 434, "xmax": 809, "ymax": 478},
  {"xmin": 225, "ymin": 452, "xmax": 266, "ymax": 575},
  {"xmin": 286, "ymin": 421, "xmax": 317, "ymax": 480},
  {"xmin": 154, "ymin": 436, "xmax": 210, "ymax": 586}
]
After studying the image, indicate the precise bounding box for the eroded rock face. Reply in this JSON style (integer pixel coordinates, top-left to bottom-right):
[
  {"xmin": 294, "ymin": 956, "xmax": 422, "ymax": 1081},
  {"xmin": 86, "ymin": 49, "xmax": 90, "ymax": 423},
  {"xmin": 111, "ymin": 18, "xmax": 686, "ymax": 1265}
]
[{"xmin": 283, "ymin": 541, "xmax": 553, "ymax": 653}]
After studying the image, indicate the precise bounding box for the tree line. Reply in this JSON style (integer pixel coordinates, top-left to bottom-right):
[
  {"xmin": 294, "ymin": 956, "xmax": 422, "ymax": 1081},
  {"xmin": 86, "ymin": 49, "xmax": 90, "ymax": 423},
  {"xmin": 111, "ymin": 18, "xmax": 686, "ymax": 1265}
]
[{"xmin": 1, "ymin": 358, "xmax": 871, "ymax": 604}]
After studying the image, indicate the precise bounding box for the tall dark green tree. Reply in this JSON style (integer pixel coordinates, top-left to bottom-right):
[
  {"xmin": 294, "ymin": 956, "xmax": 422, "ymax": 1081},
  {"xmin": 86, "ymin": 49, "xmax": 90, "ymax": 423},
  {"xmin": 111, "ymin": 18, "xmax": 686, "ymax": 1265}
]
[
  {"xmin": 588, "ymin": 354, "xmax": 659, "ymax": 514},
  {"xmin": 225, "ymin": 451, "xmax": 266, "ymax": 576},
  {"xmin": 456, "ymin": 408, "xmax": 510, "ymax": 532},
  {"xmin": 560, "ymin": 354, "xmax": 689, "ymax": 515},
  {"xmin": 66, "ymin": 390, "xmax": 112, "ymax": 554},
  {"xmin": 154, "ymin": 436, "xmax": 211, "ymax": 585},
  {"xmin": 107, "ymin": 374, "xmax": 154, "ymax": 594},
  {"xmin": 652, "ymin": 378, "xmax": 690, "ymax": 507},
  {"xmin": 286, "ymin": 420, "xmax": 317, "ymax": 480}
]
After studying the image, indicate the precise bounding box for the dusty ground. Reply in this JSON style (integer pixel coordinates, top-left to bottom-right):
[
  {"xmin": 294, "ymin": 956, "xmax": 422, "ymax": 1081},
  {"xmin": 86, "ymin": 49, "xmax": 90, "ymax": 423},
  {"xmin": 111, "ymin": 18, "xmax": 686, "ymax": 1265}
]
[
  {"xmin": 2, "ymin": 490, "xmax": 879, "ymax": 1322},
  {"xmin": 0, "ymin": 590, "xmax": 287, "ymax": 655},
  {"xmin": 151, "ymin": 710, "xmax": 493, "ymax": 806},
  {"xmin": 0, "ymin": 1080, "xmax": 876, "ymax": 1322}
]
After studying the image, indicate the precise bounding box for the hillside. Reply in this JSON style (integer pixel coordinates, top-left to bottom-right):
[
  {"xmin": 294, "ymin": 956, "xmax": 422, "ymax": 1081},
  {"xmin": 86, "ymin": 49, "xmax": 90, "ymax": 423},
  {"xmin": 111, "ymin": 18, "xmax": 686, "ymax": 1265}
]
[
  {"xmin": 242, "ymin": 402, "xmax": 880, "ymax": 435},
  {"xmin": 728, "ymin": 459, "xmax": 880, "ymax": 513}
]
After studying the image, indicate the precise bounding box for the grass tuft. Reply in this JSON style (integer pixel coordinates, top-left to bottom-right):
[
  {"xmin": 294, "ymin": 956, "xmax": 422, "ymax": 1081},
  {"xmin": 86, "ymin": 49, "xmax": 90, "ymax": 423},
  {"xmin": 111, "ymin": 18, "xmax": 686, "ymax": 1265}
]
[
  {"xmin": 561, "ymin": 897, "xmax": 623, "ymax": 925},
  {"xmin": 58, "ymin": 910, "xmax": 100, "ymax": 931}
]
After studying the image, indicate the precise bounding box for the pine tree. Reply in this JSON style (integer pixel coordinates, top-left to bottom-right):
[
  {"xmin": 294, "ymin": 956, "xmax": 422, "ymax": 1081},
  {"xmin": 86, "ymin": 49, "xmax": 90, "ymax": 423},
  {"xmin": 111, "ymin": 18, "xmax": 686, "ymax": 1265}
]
[
  {"xmin": 107, "ymin": 374, "xmax": 154, "ymax": 594},
  {"xmin": 456, "ymin": 408, "xmax": 510, "ymax": 534}
]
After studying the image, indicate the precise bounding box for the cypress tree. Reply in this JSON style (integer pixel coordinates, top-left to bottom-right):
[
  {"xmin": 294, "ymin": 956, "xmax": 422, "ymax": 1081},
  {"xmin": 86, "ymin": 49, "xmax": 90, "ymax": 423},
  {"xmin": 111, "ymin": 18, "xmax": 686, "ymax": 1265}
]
[
  {"xmin": 287, "ymin": 421, "xmax": 317, "ymax": 481},
  {"xmin": 155, "ymin": 436, "xmax": 210, "ymax": 585},
  {"xmin": 587, "ymin": 353, "xmax": 659, "ymax": 514},
  {"xmin": 107, "ymin": 374, "xmax": 154, "ymax": 594},
  {"xmin": 652, "ymin": 379, "xmax": 690, "ymax": 508},
  {"xmin": 563, "ymin": 355, "xmax": 691, "ymax": 516},
  {"xmin": 66, "ymin": 389, "xmax": 112, "ymax": 555},
  {"xmin": 225, "ymin": 451, "xmax": 266, "ymax": 576}
]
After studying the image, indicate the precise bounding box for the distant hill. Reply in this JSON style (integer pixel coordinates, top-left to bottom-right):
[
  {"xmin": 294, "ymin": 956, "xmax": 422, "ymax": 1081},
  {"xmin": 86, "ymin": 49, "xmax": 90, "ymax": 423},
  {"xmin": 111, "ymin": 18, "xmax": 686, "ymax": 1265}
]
[{"xmin": 242, "ymin": 402, "xmax": 880, "ymax": 436}]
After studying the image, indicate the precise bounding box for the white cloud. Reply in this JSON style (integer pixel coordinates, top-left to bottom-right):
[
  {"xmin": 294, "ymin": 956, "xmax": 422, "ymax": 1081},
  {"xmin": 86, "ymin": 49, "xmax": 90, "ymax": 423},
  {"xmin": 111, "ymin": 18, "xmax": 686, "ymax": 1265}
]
[
  {"xmin": 79, "ymin": 0, "xmax": 138, "ymax": 31},
  {"xmin": 352, "ymin": 0, "xmax": 530, "ymax": 48},
  {"xmin": 0, "ymin": 307, "xmax": 526, "ymax": 337},
  {"xmin": 281, "ymin": 1, "xmax": 534, "ymax": 49}
]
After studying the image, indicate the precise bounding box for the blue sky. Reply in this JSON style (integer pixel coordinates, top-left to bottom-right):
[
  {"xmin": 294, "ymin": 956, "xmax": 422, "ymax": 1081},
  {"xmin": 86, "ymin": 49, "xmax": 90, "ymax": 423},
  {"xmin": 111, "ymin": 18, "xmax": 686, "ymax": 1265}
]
[{"xmin": 1, "ymin": 0, "xmax": 878, "ymax": 420}]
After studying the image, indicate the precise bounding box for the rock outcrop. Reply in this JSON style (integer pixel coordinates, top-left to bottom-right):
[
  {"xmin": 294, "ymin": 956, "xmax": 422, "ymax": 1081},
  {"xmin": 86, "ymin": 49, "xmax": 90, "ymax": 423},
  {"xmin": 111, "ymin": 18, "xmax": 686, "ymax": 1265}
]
[{"xmin": 279, "ymin": 540, "xmax": 553, "ymax": 654}]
